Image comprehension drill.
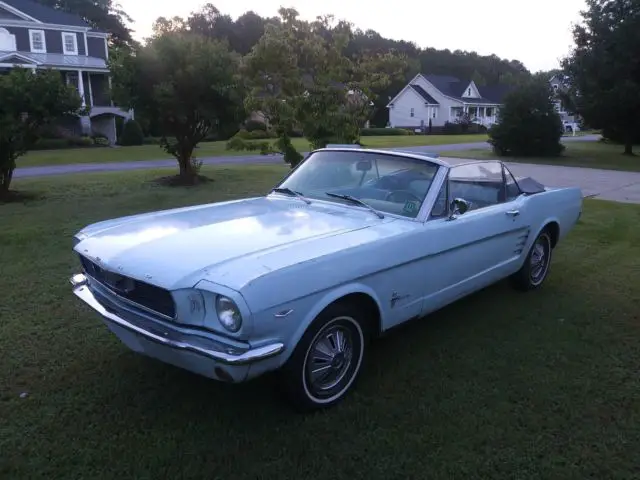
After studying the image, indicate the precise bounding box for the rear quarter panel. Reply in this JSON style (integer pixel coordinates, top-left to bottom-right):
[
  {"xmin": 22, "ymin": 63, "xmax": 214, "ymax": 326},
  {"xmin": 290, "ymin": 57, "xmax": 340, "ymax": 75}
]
[{"xmin": 523, "ymin": 186, "xmax": 583, "ymax": 249}]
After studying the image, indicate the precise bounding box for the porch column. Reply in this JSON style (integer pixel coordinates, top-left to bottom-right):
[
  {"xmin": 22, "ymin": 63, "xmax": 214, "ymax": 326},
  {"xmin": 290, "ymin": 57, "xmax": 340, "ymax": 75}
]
[
  {"xmin": 108, "ymin": 76, "xmax": 114, "ymax": 106},
  {"xmin": 87, "ymin": 72, "xmax": 94, "ymax": 107},
  {"xmin": 77, "ymin": 69, "xmax": 86, "ymax": 107}
]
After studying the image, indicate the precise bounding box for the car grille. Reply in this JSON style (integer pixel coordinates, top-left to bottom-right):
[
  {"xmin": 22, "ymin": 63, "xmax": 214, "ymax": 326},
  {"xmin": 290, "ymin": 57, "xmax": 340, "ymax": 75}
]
[{"xmin": 79, "ymin": 255, "xmax": 176, "ymax": 319}]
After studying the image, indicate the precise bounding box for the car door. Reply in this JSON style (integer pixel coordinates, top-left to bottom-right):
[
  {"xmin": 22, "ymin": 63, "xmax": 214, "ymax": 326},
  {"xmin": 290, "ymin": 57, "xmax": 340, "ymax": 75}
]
[{"xmin": 419, "ymin": 161, "xmax": 531, "ymax": 316}]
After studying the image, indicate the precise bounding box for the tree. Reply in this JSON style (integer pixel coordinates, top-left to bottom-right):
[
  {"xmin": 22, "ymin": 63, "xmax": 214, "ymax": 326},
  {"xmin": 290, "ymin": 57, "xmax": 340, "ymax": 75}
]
[
  {"xmin": 239, "ymin": 8, "xmax": 409, "ymax": 167},
  {"xmin": 0, "ymin": 69, "xmax": 83, "ymax": 197},
  {"xmin": 488, "ymin": 78, "xmax": 564, "ymax": 157},
  {"xmin": 111, "ymin": 33, "xmax": 242, "ymax": 183},
  {"xmin": 35, "ymin": 0, "xmax": 134, "ymax": 49},
  {"xmin": 563, "ymin": 0, "xmax": 640, "ymax": 155}
]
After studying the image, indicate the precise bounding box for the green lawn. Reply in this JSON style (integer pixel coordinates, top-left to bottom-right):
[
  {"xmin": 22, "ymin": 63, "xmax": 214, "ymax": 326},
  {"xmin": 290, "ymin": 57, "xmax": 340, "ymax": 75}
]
[
  {"xmin": 18, "ymin": 134, "xmax": 488, "ymax": 168},
  {"xmin": 1, "ymin": 167, "xmax": 639, "ymax": 479},
  {"xmin": 442, "ymin": 140, "xmax": 640, "ymax": 171}
]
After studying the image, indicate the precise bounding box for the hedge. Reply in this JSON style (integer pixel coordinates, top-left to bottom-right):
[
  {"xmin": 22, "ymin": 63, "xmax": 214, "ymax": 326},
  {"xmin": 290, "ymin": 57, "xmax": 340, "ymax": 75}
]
[{"xmin": 360, "ymin": 127, "xmax": 414, "ymax": 136}]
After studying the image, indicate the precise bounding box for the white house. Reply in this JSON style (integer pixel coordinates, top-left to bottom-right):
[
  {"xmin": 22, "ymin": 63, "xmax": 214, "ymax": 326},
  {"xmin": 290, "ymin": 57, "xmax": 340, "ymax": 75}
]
[
  {"xmin": 549, "ymin": 74, "xmax": 580, "ymax": 130},
  {"xmin": 387, "ymin": 73, "xmax": 512, "ymax": 130}
]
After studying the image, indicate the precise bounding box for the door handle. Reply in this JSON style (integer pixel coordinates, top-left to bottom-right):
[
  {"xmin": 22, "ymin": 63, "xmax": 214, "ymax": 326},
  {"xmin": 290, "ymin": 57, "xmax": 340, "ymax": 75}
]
[{"xmin": 506, "ymin": 210, "xmax": 520, "ymax": 217}]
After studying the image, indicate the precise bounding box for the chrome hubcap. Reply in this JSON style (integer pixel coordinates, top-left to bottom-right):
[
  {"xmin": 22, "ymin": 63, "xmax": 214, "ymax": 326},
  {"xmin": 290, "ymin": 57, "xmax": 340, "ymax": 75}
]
[
  {"xmin": 530, "ymin": 236, "xmax": 549, "ymax": 283},
  {"xmin": 306, "ymin": 325, "xmax": 354, "ymax": 393}
]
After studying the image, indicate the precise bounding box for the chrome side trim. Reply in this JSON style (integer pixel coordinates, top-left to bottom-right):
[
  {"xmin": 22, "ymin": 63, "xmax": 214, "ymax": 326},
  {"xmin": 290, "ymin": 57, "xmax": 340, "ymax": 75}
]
[{"xmin": 70, "ymin": 274, "xmax": 285, "ymax": 366}]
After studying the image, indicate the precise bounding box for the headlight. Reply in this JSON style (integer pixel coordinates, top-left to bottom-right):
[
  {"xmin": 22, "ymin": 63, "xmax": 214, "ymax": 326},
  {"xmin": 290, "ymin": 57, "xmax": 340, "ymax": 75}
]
[{"xmin": 215, "ymin": 295, "xmax": 242, "ymax": 332}]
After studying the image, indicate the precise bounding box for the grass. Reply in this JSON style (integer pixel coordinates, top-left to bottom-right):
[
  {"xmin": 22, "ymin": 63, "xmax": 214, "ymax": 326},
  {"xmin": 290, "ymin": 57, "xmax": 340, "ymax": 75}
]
[
  {"xmin": 18, "ymin": 134, "xmax": 489, "ymax": 169},
  {"xmin": 1, "ymin": 167, "xmax": 639, "ymax": 479},
  {"xmin": 442, "ymin": 140, "xmax": 640, "ymax": 172}
]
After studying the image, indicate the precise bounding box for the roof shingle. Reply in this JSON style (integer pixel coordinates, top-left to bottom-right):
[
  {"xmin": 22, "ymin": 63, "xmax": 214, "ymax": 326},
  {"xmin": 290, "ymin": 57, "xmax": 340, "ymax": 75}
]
[
  {"xmin": 1, "ymin": 0, "xmax": 91, "ymax": 28},
  {"xmin": 409, "ymin": 84, "xmax": 439, "ymax": 105}
]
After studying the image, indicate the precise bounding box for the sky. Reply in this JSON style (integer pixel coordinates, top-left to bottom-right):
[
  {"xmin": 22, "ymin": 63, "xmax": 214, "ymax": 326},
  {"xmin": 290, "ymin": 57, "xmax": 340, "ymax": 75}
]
[{"xmin": 120, "ymin": 0, "xmax": 586, "ymax": 73}]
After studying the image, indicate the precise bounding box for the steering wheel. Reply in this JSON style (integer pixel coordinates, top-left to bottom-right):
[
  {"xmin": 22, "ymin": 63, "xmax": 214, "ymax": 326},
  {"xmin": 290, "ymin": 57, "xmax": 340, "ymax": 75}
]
[{"xmin": 385, "ymin": 190, "xmax": 422, "ymax": 204}]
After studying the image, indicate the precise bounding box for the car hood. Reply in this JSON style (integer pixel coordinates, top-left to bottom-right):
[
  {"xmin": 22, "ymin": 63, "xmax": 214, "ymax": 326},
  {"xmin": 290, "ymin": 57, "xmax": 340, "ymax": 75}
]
[{"xmin": 74, "ymin": 196, "xmax": 394, "ymax": 289}]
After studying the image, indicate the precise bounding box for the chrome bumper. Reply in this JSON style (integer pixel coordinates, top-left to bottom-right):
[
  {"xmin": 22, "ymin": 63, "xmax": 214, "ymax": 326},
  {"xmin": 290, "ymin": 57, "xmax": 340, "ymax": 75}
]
[{"xmin": 70, "ymin": 274, "xmax": 284, "ymax": 366}]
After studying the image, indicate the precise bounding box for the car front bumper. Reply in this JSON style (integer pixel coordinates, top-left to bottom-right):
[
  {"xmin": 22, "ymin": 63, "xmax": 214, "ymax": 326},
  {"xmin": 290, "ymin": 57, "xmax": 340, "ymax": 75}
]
[{"xmin": 70, "ymin": 273, "xmax": 285, "ymax": 382}]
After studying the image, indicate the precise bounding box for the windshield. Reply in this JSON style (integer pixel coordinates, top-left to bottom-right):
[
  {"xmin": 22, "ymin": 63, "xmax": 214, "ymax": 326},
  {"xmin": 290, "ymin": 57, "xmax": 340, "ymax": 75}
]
[{"xmin": 275, "ymin": 150, "xmax": 441, "ymax": 218}]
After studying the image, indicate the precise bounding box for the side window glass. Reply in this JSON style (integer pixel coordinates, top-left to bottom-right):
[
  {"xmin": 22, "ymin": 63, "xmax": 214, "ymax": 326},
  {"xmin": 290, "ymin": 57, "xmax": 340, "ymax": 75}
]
[
  {"xmin": 449, "ymin": 161, "xmax": 505, "ymax": 211},
  {"xmin": 429, "ymin": 179, "xmax": 448, "ymax": 219},
  {"xmin": 504, "ymin": 166, "xmax": 522, "ymax": 201}
]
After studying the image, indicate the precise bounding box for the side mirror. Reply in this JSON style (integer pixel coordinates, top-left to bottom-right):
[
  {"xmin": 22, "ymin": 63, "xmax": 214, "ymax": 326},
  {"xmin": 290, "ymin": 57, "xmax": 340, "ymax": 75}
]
[{"xmin": 448, "ymin": 197, "xmax": 471, "ymax": 220}]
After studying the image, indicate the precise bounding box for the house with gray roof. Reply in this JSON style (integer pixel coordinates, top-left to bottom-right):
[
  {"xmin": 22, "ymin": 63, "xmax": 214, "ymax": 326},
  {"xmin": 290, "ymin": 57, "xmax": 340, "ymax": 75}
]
[
  {"xmin": 0, "ymin": 0, "xmax": 132, "ymax": 143},
  {"xmin": 387, "ymin": 73, "xmax": 512, "ymax": 130}
]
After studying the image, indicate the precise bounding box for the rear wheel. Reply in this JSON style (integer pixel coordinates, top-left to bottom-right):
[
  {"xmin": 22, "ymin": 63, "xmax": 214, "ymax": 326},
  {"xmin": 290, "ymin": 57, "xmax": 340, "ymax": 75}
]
[
  {"xmin": 511, "ymin": 230, "xmax": 553, "ymax": 291},
  {"xmin": 278, "ymin": 302, "xmax": 368, "ymax": 412}
]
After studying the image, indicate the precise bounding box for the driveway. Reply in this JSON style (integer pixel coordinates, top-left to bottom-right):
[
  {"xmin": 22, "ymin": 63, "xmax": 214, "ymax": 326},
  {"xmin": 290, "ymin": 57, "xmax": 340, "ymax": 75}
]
[
  {"xmin": 442, "ymin": 156, "xmax": 640, "ymax": 204},
  {"xmin": 13, "ymin": 134, "xmax": 601, "ymax": 179}
]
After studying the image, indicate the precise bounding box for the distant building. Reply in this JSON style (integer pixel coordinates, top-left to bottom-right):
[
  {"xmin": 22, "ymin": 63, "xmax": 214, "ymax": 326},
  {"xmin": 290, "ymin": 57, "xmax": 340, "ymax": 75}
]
[
  {"xmin": 0, "ymin": 0, "xmax": 133, "ymax": 144},
  {"xmin": 387, "ymin": 73, "xmax": 512, "ymax": 130}
]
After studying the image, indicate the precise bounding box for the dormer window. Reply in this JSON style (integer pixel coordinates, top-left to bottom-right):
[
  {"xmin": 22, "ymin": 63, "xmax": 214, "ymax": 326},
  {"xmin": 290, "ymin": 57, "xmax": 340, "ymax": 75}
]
[
  {"xmin": 62, "ymin": 32, "xmax": 78, "ymax": 55},
  {"xmin": 29, "ymin": 30, "xmax": 46, "ymax": 53}
]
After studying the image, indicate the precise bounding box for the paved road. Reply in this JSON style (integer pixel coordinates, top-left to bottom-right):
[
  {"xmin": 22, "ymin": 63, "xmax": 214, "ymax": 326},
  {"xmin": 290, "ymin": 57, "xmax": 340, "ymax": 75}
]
[
  {"xmin": 15, "ymin": 133, "xmax": 637, "ymax": 204},
  {"xmin": 13, "ymin": 134, "xmax": 601, "ymax": 179}
]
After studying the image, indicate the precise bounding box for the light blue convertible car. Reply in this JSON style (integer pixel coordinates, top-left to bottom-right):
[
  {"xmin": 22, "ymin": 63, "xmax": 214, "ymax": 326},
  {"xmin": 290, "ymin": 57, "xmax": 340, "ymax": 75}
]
[{"xmin": 70, "ymin": 146, "xmax": 583, "ymax": 411}]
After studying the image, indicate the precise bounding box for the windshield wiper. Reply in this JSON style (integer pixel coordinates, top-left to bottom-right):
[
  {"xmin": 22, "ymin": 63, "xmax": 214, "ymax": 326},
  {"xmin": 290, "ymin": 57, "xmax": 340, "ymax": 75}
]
[
  {"xmin": 271, "ymin": 187, "xmax": 311, "ymax": 204},
  {"xmin": 325, "ymin": 193, "xmax": 384, "ymax": 219}
]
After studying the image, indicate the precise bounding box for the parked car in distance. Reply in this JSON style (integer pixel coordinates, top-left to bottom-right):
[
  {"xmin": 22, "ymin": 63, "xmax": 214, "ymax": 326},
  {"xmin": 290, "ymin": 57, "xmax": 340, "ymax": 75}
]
[{"xmin": 70, "ymin": 147, "xmax": 583, "ymax": 411}]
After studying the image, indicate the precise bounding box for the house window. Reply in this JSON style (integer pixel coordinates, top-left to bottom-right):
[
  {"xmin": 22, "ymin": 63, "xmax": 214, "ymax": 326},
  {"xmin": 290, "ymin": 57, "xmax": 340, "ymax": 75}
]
[
  {"xmin": 410, "ymin": 107, "xmax": 414, "ymax": 117},
  {"xmin": 467, "ymin": 88, "xmax": 471, "ymax": 96},
  {"xmin": 62, "ymin": 32, "xmax": 78, "ymax": 55},
  {"xmin": 553, "ymin": 84, "xmax": 559, "ymax": 90},
  {"xmin": 29, "ymin": 30, "xmax": 46, "ymax": 53},
  {"xmin": 486, "ymin": 107, "xmax": 493, "ymax": 117},
  {"xmin": 433, "ymin": 111, "xmax": 436, "ymax": 118}
]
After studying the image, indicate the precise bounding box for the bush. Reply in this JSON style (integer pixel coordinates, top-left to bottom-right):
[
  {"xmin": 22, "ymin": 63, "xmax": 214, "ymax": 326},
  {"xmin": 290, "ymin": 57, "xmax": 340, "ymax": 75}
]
[
  {"xmin": 31, "ymin": 136, "xmax": 97, "ymax": 150},
  {"xmin": 244, "ymin": 119, "xmax": 267, "ymax": 132},
  {"xmin": 442, "ymin": 121, "xmax": 463, "ymax": 135},
  {"xmin": 235, "ymin": 129, "xmax": 276, "ymax": 140},
  {"xmin": 488, "ymin": 79, "xmax": 564, "ymax": 157},
  {"xmin": 143, "ymin": 137, "xmax": 162, "ymax": 145},
  {"xmin": 360, "ymin": 127, "xmax": 412, "ymax": 136},
  {"xmin": 91, "ymin": 133, "xmax": 110, "ymax": 147},
  {"xmin": 600, "ymin": 125, "xmax": 640, "ymax": 145},
  {"xmin": 119, "ymin": 119, "xmax": 144, "ymax": 146}
]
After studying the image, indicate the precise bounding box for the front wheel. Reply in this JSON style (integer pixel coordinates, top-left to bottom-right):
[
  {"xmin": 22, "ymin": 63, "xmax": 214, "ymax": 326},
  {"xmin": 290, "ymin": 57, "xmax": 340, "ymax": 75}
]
[
  {"xmin": 511, "ymin": 230, "xmax": 553, "ymax": 291},
  {"xmin": 278, "ymin": 302, "xmax": 367, "ymax": 412}
]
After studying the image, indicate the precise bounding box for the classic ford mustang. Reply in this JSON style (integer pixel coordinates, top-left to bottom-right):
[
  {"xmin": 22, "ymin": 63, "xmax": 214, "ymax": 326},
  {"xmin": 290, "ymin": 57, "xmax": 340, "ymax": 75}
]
[{"xmin": 70, "ymin": 147, "xmax": 583, "ymax": 411}]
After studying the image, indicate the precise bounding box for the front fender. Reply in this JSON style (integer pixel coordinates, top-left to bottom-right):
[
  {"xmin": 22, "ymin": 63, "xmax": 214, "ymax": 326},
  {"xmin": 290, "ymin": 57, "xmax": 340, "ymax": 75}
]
[{"xmin": 280, "ymin": 282, "xmax": 385, "ymax": 365}]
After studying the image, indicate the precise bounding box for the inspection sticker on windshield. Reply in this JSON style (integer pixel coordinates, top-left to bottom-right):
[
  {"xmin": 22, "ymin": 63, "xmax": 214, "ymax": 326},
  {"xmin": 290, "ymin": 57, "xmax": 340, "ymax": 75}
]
[{"xmin": 403, "ymin": 200, "xmax": 420, "ymax": 214}]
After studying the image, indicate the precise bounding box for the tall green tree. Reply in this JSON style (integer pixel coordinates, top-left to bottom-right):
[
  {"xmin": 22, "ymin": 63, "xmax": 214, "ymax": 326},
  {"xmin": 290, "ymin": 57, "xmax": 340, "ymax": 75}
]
[
  {"xmin": 111, "ymin": 33, "xmax": 242, "ymax": 183},
  {"xmin": 488, "ymin": 77, "xmax": 564, "ymax": 157},
  {"xmin": 35, "ymin": 0, "xmax": 134, "ymax": 49},
  {"xmin": 563, "ymin": 0, "xmax": 640, "ymax": 155},
  {"xmin": 0, "ymin": 69, "xmax": 83, "ymax": 197},
  {"xmin": 240, "ymin": 8, "xmax": 409, "ymax": 167}
]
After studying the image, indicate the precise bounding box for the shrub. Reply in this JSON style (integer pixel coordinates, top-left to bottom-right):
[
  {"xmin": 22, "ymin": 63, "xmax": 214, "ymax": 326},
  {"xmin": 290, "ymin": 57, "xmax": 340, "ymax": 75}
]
[
  {"xmin": 31, "ymin": 136, "xmax": 97, "ymax": 150},
  {"xmin": 442, "ymin": 121, "xmax": 463, "ymax": 135},
  {"xmin": 600, "ymin": 125, "xmax": 640, "ymax": 145},
  {"xmin": 244, "ymin": 119, "xmax": 267, "ymax": 132},
  {"xmin": 91, "ymin": 133, "xmax": 111, "ymax": 147},
  {"xmin": 143, "ymin": 137, "xmax": 162, "ymax": 145},
  {"xmin": 235, "ymin": 129, "xmax": 276, "ymax": 140},
  {"xmin": 119, "ymin": 119, "xmax": 144, "ymax": 146},
  {"xmin": 360, "ymin": 127, "xmax": 412, "ymax": 136},
  {"xmin": 488, "ymin": 79, "xmax": 564, "ymax": 157}
]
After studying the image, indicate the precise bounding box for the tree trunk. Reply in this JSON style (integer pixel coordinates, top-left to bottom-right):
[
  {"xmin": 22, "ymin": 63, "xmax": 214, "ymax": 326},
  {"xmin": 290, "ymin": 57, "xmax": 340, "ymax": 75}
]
[
  {"xmin": 623, "ymin": 142, "xmax": 634, "ymax": 156},
  {"xmin": 0, "ymin": 167, "xmax": 13, "ymax": 199},
  {"xmin": 176, "ymin": 142, "xmax": 196, "ymax": 183}
]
